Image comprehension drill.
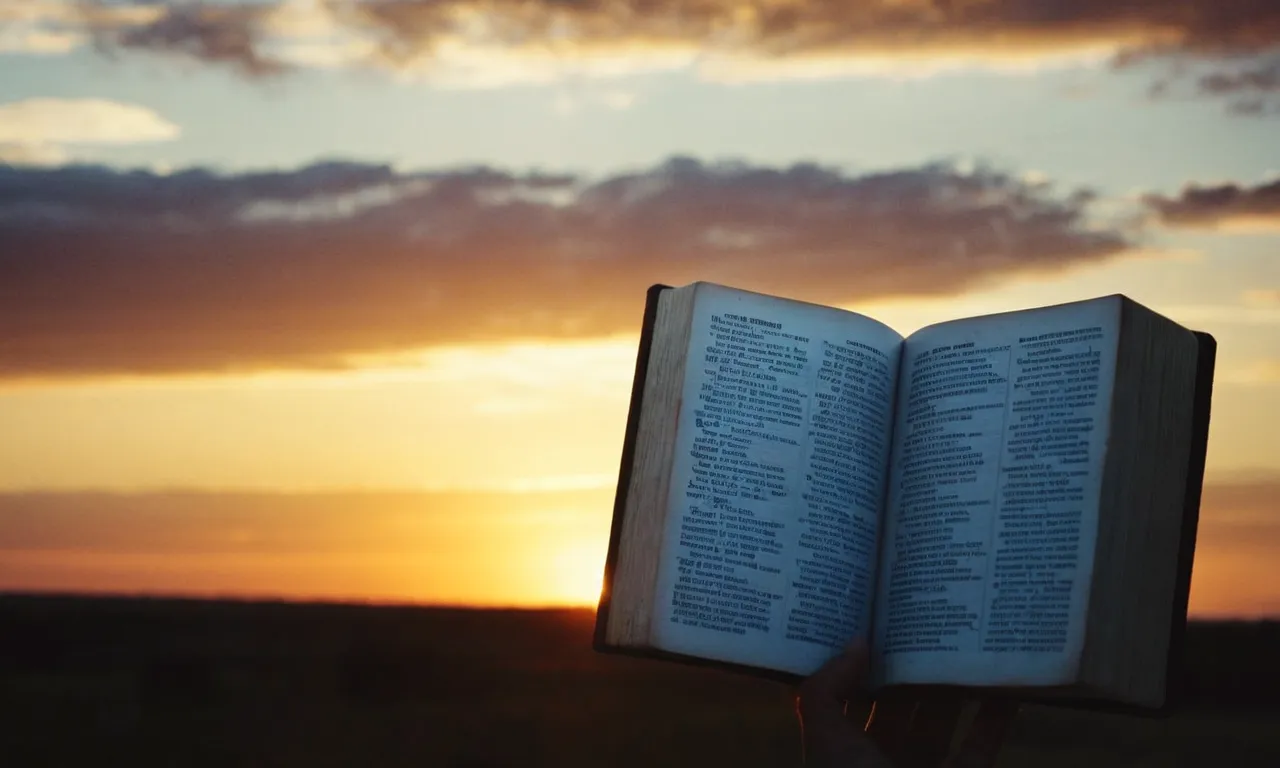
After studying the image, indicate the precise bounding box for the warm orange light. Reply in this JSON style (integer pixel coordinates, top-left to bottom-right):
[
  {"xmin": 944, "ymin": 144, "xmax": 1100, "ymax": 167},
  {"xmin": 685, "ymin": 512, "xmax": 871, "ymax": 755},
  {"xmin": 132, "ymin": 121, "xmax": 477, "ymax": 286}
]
[{"xmin": 545, "ymin": 538, "xmax": 607, "ymax": 606}]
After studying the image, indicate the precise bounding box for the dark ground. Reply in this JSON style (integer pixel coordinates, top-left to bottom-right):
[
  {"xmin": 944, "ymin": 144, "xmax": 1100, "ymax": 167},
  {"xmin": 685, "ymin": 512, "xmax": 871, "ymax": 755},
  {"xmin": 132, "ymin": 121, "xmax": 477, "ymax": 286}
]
[{"xmin": 1, "ymin": 595, "xmax": 1278, "ymax": 767}]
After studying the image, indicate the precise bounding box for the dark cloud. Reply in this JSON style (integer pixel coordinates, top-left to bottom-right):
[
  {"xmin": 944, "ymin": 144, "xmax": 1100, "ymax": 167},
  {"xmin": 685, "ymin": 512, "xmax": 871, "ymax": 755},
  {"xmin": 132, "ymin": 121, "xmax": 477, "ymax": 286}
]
[
  {"xmin": 1203, "ymin": 56, "xmax": 1280, "ymax": 115},
  {"xmin": 1203, "ymin": 477, "xmax": 1280, "ymax": 518},
  {"xmin": 37, "ymin": 1, "xmax": 1277, "ymax": 108},
  {"xmin": 1226, "ymin": 97, "xmax": 1268, "ymax": 115},
  {"xmin": 88, "ymin": 3, "xmax": 287, "ymax": 78},
  {"xmin": 0, "ymin": 157, "xmax": 1131, "ymax": 378},
  {"xmin": 1133, "ymin": 53, "xmax": 1280, "ymax": 115},
  {"xmin": 331, "ymin": 0, "xmax": 1280, "ymax": 59},
  {"xmin": 1200, "ymin": 58, "xmax": 1280, "ymax": 96},
  {"xmin": 1144, "ymin": 178, "xmax": 1280, "ymax": 228},
  {"xmin": 73, "ymin": 0, "xmax": 1280, "ymax": 59}
]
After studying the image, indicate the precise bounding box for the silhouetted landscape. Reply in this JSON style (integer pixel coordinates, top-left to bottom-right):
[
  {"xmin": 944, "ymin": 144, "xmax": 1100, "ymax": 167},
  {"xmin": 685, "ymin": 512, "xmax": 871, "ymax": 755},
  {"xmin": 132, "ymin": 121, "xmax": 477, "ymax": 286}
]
[{"xmin": 2, "ymin": 595, "xmax": 1278, "ymax": 767}]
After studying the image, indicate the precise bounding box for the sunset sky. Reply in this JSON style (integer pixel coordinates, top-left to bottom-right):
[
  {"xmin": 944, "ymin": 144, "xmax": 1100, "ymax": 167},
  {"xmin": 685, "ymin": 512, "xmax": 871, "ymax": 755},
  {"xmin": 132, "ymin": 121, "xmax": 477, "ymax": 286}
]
[{"xmin": 0, "ymin": 0, "xmax": 1278, "ymax": 614}]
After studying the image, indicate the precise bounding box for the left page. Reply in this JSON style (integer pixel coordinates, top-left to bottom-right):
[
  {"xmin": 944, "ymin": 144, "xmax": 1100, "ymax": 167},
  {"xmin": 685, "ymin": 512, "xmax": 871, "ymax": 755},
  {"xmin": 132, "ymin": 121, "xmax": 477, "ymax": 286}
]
[{"xmin": 649, "ymin": 283, "xmax": 903, "ymax": 676}]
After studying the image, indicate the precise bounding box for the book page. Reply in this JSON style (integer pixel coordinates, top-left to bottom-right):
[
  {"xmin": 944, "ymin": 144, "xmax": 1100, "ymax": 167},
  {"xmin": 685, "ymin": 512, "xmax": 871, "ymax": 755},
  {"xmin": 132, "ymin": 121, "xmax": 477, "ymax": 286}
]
[
  {"xmin": 650, "ymin": 283, "xmax": 903, "ymax": 675},
  {"xmin": 873, "ymin": 297, "xmax": 1121, "ymax": 687}
]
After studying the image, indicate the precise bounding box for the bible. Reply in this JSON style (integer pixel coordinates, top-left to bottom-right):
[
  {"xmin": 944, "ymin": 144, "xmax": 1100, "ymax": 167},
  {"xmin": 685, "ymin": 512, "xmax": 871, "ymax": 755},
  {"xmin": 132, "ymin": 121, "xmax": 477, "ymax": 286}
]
[{"xmin": 594, "ymin": 282, "xmax": 1215, "ymax": 709}]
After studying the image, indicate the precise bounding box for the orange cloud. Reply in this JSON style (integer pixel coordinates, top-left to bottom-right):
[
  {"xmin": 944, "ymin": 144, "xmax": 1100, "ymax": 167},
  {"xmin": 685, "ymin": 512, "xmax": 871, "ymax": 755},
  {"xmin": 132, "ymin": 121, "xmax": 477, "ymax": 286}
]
[
  {"xmin": 3, "ymin": 0, "xmax": 1277, "ymax": 109},
  {"xmin": 1190, "ymin": 478, "xmax": 1280, "ymax": 617},
  {"xmin": 1, "ymin": 478, "xmax": 1277, "ymax": 613},
  {"xmin": 0, "ymin": 489, "xmax": 614, "ymax": 606},
  {"xmin": 0, "ymin": 158, "xmax": 1132, "ymax": 378}
]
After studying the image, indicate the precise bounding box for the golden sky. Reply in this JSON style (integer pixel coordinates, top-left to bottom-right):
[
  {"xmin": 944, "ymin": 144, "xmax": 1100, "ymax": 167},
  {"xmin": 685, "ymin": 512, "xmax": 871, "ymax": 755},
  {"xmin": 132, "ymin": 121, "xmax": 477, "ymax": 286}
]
[
  {"xmin": 3, "ymin": 260, "xmax": 1280, "ymax": 611},
  {"xmin": 1, "ymin": 0, "xmax": 1279, "ymax": 613}
]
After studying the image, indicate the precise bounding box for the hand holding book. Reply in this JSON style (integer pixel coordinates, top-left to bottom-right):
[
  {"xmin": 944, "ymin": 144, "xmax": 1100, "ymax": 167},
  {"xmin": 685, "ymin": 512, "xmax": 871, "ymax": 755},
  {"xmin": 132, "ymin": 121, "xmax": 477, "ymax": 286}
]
[
  {"xmin": 797, "ymin": 640, "xmax": 1018, "ymax": 767},
  {"xmin": 797, "ymin": 642, "xmax": 895, "ymax": 767}
]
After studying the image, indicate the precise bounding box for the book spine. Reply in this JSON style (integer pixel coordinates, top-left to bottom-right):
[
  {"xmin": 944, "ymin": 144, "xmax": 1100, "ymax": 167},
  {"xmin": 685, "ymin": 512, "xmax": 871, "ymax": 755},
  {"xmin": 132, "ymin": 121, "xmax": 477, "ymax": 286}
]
[
  {"xmin": 593, "ymin": 284, "xmax": 671, "ymax": 650},
  {"xmin": 1163, "ymin": 331, "xmax": 1216, "ymax": 712}
]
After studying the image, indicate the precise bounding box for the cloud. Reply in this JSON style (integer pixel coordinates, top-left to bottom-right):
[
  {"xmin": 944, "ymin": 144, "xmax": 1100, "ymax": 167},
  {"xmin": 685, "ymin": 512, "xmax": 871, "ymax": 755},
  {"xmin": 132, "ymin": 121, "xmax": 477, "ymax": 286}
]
[
  {"xmin": 1162, "ymin": 304, "xmax": 1280, "ymax": 327},
  {"xmin": 1192, "ymin": 475, "xmax": 1280, "ymax": 617},
  {"xmin": 0, "ymin": 98, "xmax": 179, "ymax": 167},
  {"xmin": 1242, "ymin": 289, "xmax": 1280, "ymax": 306},
  {"xmin": 1, "ymin": 477, "xmax": 1277, "ymax": 612},
  {"xmin": 92, "ymin": 3, "xmax": 287, "ymax": 78},
  {"xmin": 0, "ymin": 488, "xmax": 614, "ymax": 605},
  {"xmin": 0, "ymin": 98, "xmax": 180, "ymax": 145},
  {"xmin": 4, "ymin": 0, "xmax": 1278, "ymax": 101},
  {"xmin": 0, "ymin": 27, "xmax": 80, "ymax": 54},
  {"xmin": 1138, "ymin": 52, "xmax": 1280, "ymax": 115},
  {"xmin": 551, "ymin": 88, "xmax": 640, "ymax": 115},
  {"xmin": 1200, "ymin": 56, "xmax": 1280, "ymax": 97},
  {"xmin": 1219, "ymin": 359, "xmax": 1280, "ymax": 385},
  {"xmin": 1144, "ymin": 177, "xmax": 1280, "ymax": 229},
  {"xmin": 0, "ymin": 157, "xmax": 1132, "ymax": 378},
  {"xmin": 0, "ymin": 0, "xmax": 81, "ymax": 53},
  {"xmin": 0, "ymin": 489, "xmax": 608, "ymax": 555},
  {"xmin": 0, "ymin": 142, "xmax": 68, "ymax": 167},
  {"xmin": 597, "ymin": 89, "xmax": 637, "ymax": 110}
]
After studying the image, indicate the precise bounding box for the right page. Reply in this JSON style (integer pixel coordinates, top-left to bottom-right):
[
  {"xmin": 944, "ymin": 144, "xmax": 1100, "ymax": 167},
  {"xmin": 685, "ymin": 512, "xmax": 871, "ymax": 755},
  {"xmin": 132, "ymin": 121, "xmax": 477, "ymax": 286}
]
[{"xmin": 873, "ymin": 296, "xmax": 1122, "ymax": 688}]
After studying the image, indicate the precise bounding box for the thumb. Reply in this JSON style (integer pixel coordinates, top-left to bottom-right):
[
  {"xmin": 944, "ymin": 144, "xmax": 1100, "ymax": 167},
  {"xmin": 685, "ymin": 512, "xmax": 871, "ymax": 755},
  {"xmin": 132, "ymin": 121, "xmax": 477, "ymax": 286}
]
[
  {"xmin": 797, "ymin": 640, "xmax": 870, "ymax": 722},
  {"xmin": 795, "ymin": 641, "xmax": 892, "ymax": 768}
]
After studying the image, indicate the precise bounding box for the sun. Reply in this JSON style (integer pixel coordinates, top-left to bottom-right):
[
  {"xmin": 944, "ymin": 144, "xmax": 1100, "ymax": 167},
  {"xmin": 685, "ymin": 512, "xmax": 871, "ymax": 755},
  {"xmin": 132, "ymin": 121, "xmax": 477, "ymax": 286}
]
[{"xmin": 546, "ymin": 539, "xmax": 607, "ymax": 606}]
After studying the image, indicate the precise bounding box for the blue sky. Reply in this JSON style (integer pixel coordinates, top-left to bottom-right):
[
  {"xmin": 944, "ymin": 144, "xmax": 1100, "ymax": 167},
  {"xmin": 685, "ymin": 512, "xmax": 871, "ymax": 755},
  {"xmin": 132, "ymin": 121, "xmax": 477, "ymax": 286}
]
[{"xmin": 2, "ymin": 44, "xmax": 1275, "ymax": 195}]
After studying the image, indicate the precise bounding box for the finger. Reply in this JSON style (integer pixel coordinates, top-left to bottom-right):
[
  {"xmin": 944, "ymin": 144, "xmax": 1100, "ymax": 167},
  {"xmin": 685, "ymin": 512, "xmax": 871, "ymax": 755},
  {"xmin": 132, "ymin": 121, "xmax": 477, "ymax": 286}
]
[
  {"xmin": 897, "ymin": 693, "xmax": 966, "ymax": 768},
  {"xmin": 796, "ymin": 641, "xmax": 870, "ymax": 724},
  {"xmin": 794, "ymin": 643, "xmax": 887, "ymax": 767},
  {"xmin": 800, "ymin": 641, "xmax": 870, "ymax": 702},
  {"xmin": 804, "ymin": 729, "xmax": 897, "ymax": 768},
  {"xmin": 864, "ymin": 689, "xmax": 918, "ymax": 754},
  {"xmin": 945, "ymin": 698, "xmax": 1019, "ymax": 768}
]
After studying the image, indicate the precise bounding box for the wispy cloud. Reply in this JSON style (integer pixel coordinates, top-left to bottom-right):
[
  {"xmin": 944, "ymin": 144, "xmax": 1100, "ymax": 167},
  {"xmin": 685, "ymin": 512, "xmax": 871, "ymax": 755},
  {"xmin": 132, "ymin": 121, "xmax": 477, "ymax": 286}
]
[
  {"xmin": 1140, "ymin": 52, "xmax": 1280, "ymax": 116},
  {"xmin": 1162, "ymin": 304, "xmax": 1280, "ymax": 327},
  {"xmin": 1144, "ymin": 177, "xmax": 1280, "ymax": 230},
  {"xmin": 0, "ymin": 157, "xmax": 1132, "ymax": 378},
  {"xmin": 3, "ymin": 0, "xmax": 1278, "ymax": 109},
  {"xmin": 551, "ymin": 87, "xmax": 639, "ymax": 115},
  {"xmin": 0, "ymin": 142, "xmax": 69, "ymax": 167},
  {"xmin": 0, "ymin": 98, "xmax": 179, "ymax": 167},
  {"xmin": 95, "ymin": 2, "xmax": 287, "ymax": 78},
  {"xmin": 1242, "ymin": 289, "xmax": 1280, "ymax": 306},
  {"xmin": 1220, "ymin": 359, "xmax": 1280, "ymax": 385},
  {"xmin": 1, "ymin": 477, "xmax": 1274, "ymax": 609},
  {"xmin": 1199, "ymin": 56, "xmax": 1280, "ymax": 115},
  {"xmin": 0, "ymin": 0, "xmax": 83, "ymax": 53},
  {"xmin": 0, "ymin": 489, "xmax": 614, "ymax": 605}
]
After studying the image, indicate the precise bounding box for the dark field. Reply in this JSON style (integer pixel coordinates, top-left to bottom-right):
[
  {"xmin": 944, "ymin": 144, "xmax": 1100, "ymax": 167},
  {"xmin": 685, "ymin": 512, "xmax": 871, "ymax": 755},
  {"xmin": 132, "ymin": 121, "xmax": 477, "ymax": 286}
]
[{"xmin": 2, "ymin": 596, "xmax": 1278, "ymax": 767}]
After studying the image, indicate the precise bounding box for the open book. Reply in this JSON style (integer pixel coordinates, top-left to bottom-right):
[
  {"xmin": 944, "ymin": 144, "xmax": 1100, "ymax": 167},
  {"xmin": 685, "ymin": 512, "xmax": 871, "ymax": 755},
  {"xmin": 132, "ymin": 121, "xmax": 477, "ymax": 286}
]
[{"xmin": 594, "ymin": 282, "xmax": 1215, "ymax": 709}]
